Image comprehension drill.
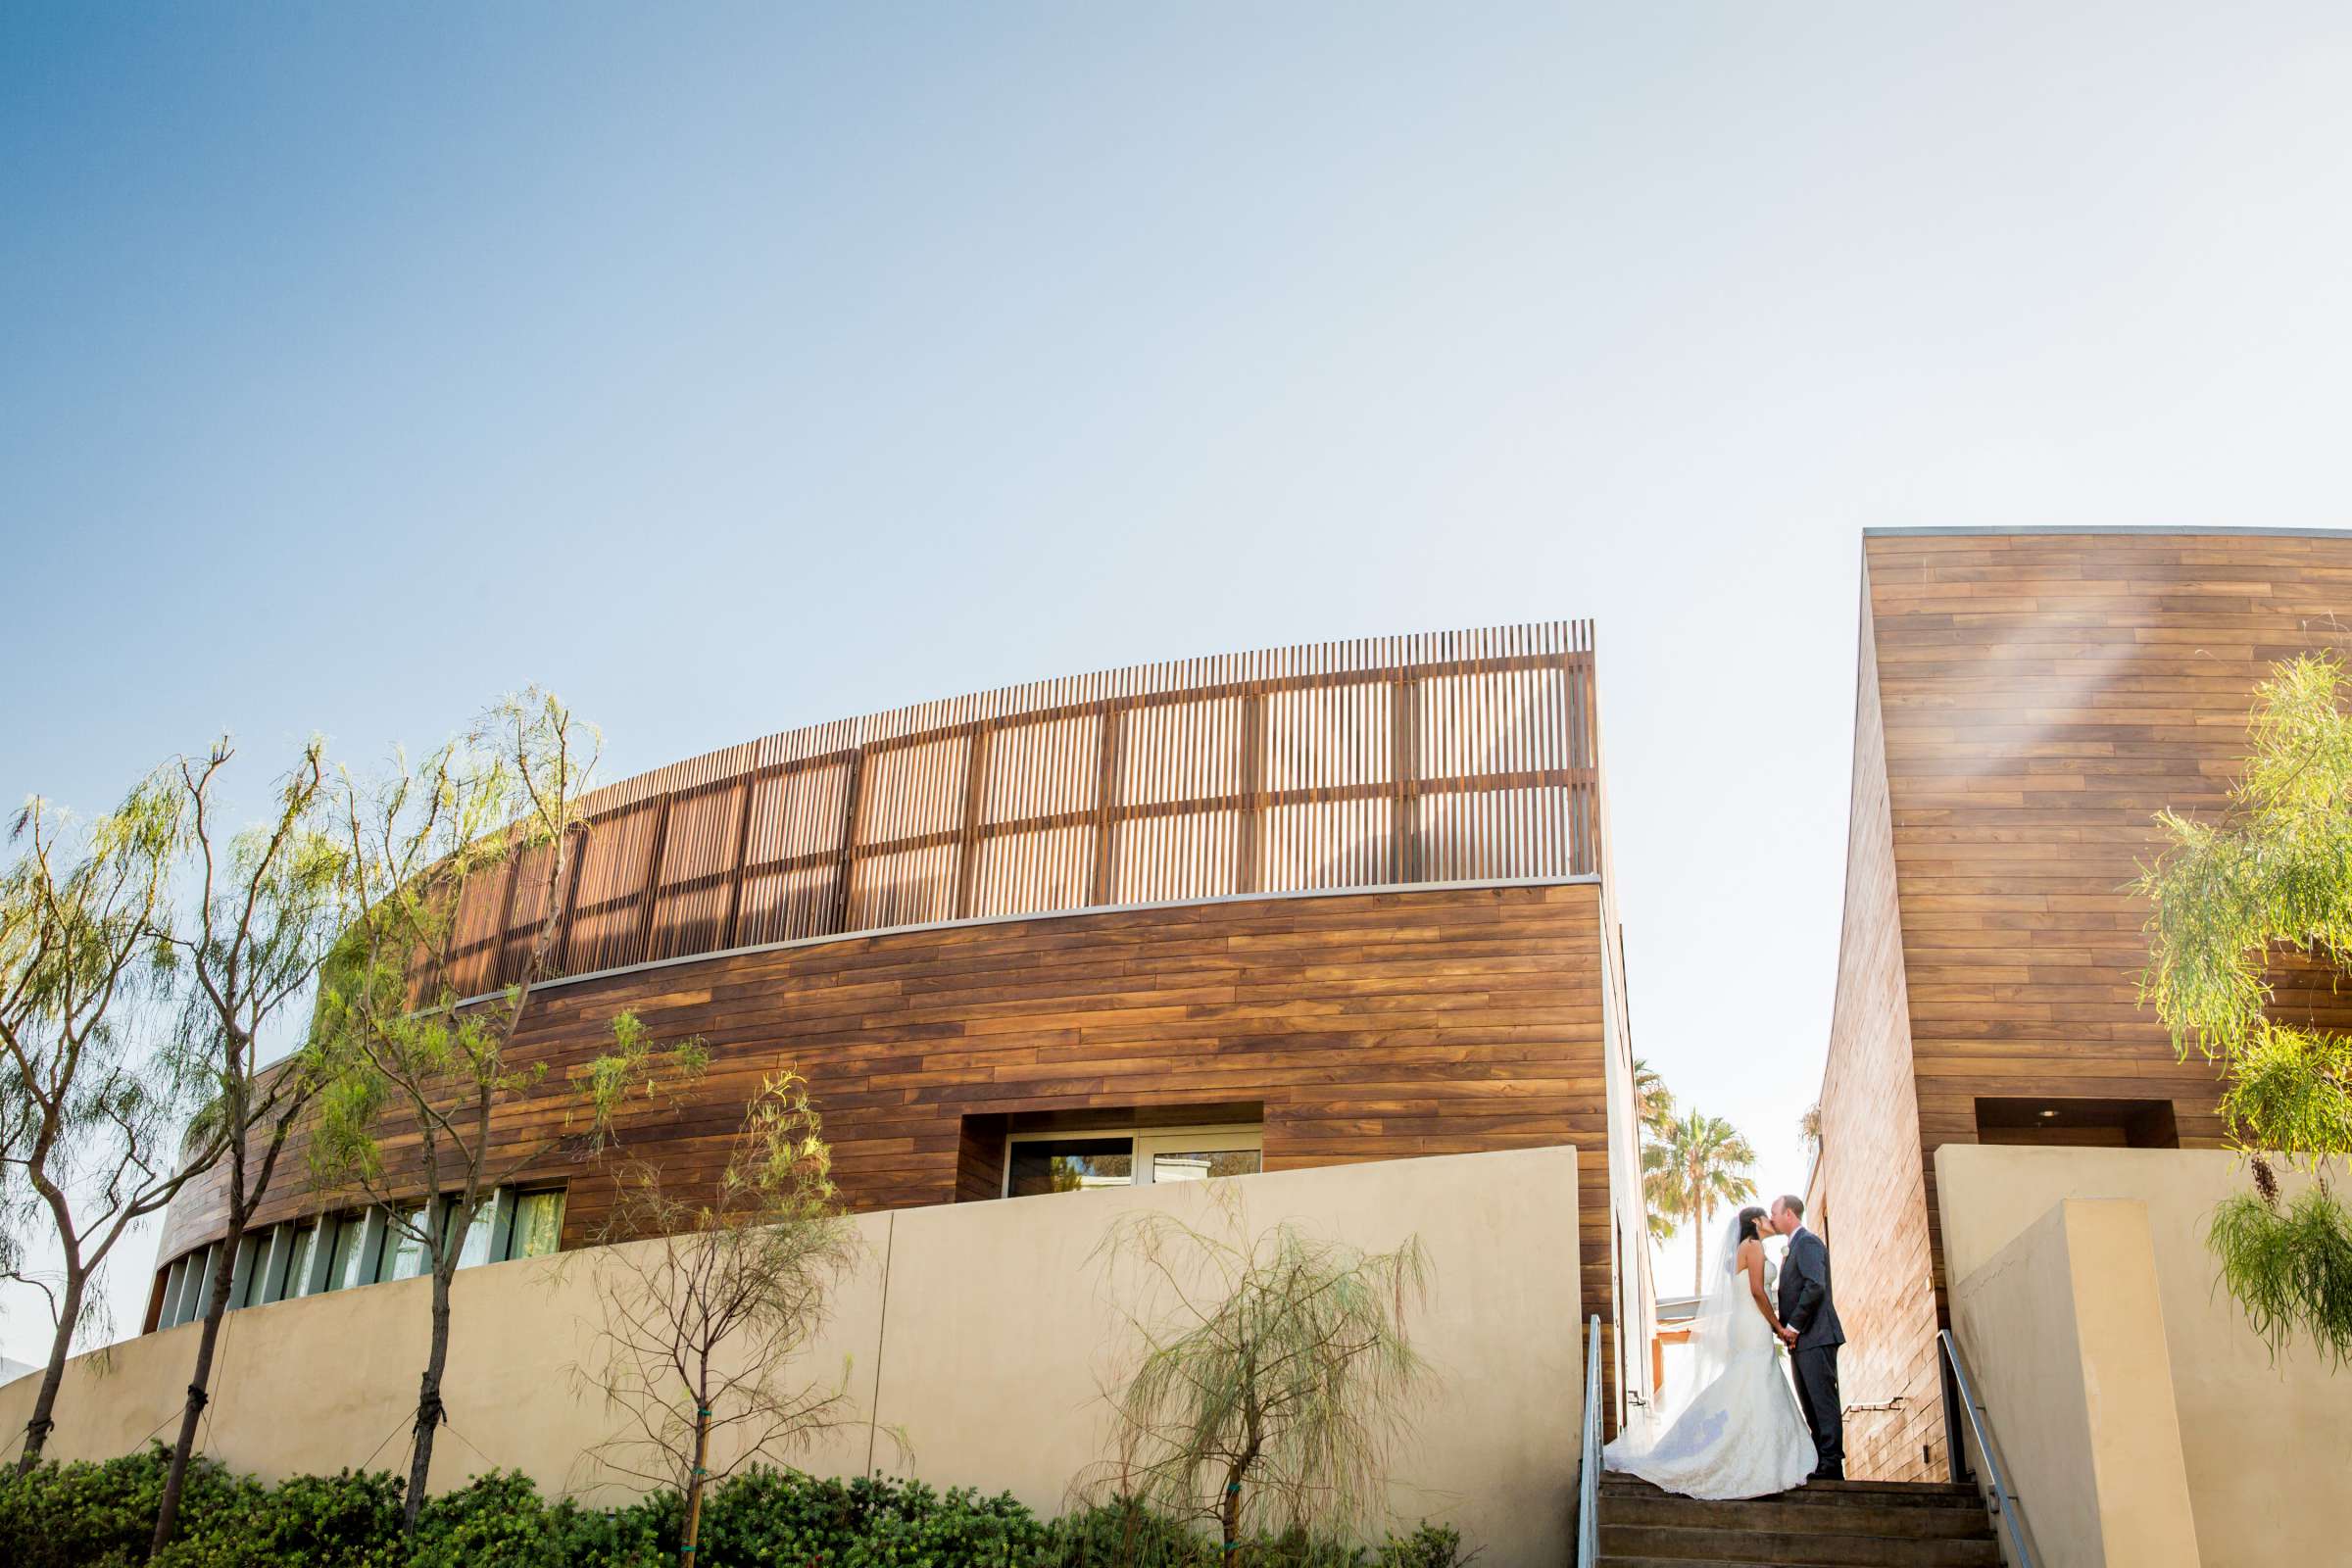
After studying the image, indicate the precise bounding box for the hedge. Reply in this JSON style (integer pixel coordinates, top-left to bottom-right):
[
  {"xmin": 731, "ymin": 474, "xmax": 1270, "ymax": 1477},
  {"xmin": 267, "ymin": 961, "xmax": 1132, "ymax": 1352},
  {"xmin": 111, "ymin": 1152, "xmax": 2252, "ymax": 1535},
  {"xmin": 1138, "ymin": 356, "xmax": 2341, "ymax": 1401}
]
[{"xmin": 0, "ymin": 1446, "xmax": 1465, "ymax": 1568}]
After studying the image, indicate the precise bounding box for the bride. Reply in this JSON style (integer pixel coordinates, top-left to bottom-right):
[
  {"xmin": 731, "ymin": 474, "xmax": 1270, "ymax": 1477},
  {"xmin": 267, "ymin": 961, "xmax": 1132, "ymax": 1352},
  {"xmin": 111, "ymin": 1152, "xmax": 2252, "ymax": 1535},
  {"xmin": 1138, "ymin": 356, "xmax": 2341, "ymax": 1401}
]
[{"xmin": 1602, "ymin": 1204, "xmax": 1816, "ymax": 1497}]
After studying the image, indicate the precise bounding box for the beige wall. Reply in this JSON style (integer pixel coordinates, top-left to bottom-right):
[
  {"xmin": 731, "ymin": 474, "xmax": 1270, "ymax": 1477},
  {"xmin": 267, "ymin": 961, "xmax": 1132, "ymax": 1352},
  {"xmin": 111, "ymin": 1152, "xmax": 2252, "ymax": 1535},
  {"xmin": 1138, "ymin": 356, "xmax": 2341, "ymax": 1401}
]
[
  {"xmin": 1946, "ymin": 1199, "xmax": 2198, "ymax": 1568},
  {"xmin": 1, "ymin": 1147, "xmax": 1582, "ymax": 1567},
  {"xmin": 1937, "ymin": 1146, "xmax": 2352, "ymax": 1568}
]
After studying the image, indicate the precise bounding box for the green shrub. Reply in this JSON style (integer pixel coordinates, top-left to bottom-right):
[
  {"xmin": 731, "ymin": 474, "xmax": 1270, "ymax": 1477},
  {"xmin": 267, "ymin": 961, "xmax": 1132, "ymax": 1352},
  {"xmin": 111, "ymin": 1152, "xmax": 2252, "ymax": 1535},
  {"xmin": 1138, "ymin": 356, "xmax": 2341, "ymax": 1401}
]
[
  {"xmin": 0, "ymin": 1444, "xmax": 181, "ymax": 1568},
  {"xmin": 0, "ymin": 1451, "xmax": 1464, "ymax": 1568},
  {"xmin": 158, "ymin": 1465, "xmax": 404, "ymax": 1568}
]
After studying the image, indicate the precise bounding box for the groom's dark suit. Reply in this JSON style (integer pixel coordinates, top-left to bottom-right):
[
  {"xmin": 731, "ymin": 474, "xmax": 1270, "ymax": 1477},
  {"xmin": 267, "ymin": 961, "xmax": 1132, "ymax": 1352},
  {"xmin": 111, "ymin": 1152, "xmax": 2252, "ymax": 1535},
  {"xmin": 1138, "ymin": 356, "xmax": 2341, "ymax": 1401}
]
[{"xmin": 1777, "ymin": 1226, "xmax": 1845, "ymax": 1480}]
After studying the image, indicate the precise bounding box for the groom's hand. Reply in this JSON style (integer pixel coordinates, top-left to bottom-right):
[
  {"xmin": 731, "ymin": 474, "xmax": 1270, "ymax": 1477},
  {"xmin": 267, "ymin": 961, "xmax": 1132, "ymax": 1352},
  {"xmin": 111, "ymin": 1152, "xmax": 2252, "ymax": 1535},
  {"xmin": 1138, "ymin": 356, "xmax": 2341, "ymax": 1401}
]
[{"xmin": 1778, "ymin": 1325, "xmax": 1799, "ymax": 1347}]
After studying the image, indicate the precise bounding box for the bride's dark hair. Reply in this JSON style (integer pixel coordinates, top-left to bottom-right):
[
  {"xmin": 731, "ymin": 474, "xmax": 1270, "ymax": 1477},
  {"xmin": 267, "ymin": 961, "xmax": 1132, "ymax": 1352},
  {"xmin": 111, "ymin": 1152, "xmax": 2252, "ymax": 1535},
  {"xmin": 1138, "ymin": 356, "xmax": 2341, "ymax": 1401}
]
[{"xmin": 1735, "ymin": 1205, "xmax": 1769, "ymax": 1247}]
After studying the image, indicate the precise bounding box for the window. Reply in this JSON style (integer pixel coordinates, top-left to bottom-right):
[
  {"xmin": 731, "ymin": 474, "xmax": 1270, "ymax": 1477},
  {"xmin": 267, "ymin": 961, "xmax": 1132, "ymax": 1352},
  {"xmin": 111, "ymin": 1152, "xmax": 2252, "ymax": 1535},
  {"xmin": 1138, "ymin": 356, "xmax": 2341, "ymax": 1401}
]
[
  {"xmin": 236, "ymin": 1233, "xmax": 277, "ymax": 1308},
  {"xmin": 173, "ymin": 1244, "xmax": 218, "ymax": 1326},
  {"xmin": 147, "ymin": 1186, "xmax": 571, "ymax": 1334},
  {"xmin": 380, "ymin": 1204, "xmax": 430, "ymax": 1282},
  {"xmin": 280, "ymin": 1225, "xmax": 316, "ymax": 1300},
  {"xmin": 1144, "ymin": 1144, "xmax": 1261, "ymax": 1184},
  {"xmin": 454, "ymin": 1199, "xmax": 498, "ymax": 1268},
  {"xmin": 159, "ymin": 1257, "xmax": 187, "ymax": 1329},
  {"xmin": 1003, "ymin": 1124, "xmax": 1261, "ymax": 1198},
  {"xmin": 1007, "ymin": 1137, "xmax": 1134, "ymax": 1196},
  {"xmin": 1974, "ymin": 1098, "xmax": 2180, "ymax": 1149},
  {"xmin": 508, "ymin": 1190, "xmax": 564, "ymax": 1259},
  {"xmin": 327, "ymin": 1213, "xmax": 371, "ymax": 1292}
]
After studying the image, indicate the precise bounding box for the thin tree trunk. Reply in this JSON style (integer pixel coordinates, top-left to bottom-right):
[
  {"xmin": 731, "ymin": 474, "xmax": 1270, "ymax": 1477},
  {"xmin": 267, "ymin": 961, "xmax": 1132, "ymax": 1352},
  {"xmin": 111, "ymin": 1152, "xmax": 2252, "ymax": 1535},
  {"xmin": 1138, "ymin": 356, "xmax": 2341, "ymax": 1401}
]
[
  {"xmin": 1220, "ymin": 1441, "xmax": 1257, "ymax": 1566},
  {"xmin": 680, "ymin": 1404, "xmax": 712, "ymax": 1568},
  {"xmin": 15, "ymin": 1273, "xmax": 83, "ymax": 1474},
  {"xmin": 151, "ymin": 1206, "xmax": 245, "ymax": 1555},
  {"xmin": 402, "ymin": 1263, "xmax": 456, "ymax": 1528}
]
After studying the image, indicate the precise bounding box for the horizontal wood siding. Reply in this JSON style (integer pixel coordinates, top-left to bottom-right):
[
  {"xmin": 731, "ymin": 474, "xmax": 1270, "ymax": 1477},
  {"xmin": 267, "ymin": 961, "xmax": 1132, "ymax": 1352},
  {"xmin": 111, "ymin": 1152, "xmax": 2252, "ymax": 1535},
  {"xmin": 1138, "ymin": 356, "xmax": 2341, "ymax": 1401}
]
[
  {"xmin": 1816, "ymin": 561, "xmax": 1944, "ymax": 1482},
  {"xmin": 1828, "ymin": 529, "xmax": 2352, "ymax": 1474}
]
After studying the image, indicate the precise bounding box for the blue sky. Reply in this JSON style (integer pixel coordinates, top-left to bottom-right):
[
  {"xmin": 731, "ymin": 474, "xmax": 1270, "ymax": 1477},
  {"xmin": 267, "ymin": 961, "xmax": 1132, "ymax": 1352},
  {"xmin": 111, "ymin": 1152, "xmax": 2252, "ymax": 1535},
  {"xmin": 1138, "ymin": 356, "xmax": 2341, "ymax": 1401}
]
[{"xmin": 7, "ymin": 3, "xmax": 2352, "ymax": 1354}]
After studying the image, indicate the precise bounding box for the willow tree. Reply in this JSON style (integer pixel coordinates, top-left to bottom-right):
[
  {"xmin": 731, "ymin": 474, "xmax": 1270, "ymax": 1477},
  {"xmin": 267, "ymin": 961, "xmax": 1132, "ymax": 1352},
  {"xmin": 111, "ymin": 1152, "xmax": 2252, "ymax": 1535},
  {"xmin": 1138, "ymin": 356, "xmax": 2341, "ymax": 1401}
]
[
  {"xmin": 312, "ymin": 691, "xmax": 698, "ymax": 1529},
  {"xmin": 0, "ymin": 775, "xmax": 220, "ymax": 1472},
  {"xmin": 153, "ymin": 739, "xmax": 350, "ymax": 1553},
  {"xmin": 1088, "ymin": 1196, "xmax": 1433, "ymax": 1563},
  {"xmin": 1643, "ymin": 1110, "xmax": 1757, "ymax": 1296},
  {"xmin": 575, "ymin": 1068, "xmax": 865, "ymax": 1568},
  {"xmin": 2137, "ymin": 650, "xmax": 2352, "ymax": 1362}
]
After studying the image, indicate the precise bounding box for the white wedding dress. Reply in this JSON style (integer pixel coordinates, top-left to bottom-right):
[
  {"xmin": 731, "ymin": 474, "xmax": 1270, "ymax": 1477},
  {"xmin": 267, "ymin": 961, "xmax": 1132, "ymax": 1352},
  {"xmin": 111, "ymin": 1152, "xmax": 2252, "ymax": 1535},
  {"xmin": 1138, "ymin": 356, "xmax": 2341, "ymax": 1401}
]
[{"xmin": 1602, "ymin": 1216, "xmax": 1817, "ymax": 1499}]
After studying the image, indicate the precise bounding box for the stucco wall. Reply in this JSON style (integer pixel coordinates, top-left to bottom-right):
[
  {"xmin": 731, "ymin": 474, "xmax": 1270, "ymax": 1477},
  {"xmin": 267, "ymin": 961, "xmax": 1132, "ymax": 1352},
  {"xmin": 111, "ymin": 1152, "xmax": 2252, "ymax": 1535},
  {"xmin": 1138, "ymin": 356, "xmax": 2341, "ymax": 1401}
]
[
  {"xmin": 2, "ymin": 1148, "xmax": 1582, "ymax": 1566},
  {"xmin": 1936, "ymin": 1146, "xmax": 2352, "ymax": 1568},
  {"xmin": 1946, "ymin": 1199, "xmax": 2199, "ymax": 1568}
]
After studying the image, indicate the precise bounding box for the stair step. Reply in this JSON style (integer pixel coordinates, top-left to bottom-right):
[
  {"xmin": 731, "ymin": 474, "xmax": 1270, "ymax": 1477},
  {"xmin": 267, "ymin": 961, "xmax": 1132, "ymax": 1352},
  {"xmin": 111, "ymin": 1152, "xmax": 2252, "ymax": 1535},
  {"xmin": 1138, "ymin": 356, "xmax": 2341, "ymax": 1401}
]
[
  {"xmin": 1598, "ymin": 1561, "xmax": 1984, "ymax": 1568},
  {"xmin": 1603, "ymin": 1494, "xmax": 1993, "ymax": 1540},
  {"xmin": 1598, "ymin": 1560, "xmax": 1984, "ymax": 1568},
  {"xmin": 1599, "ymin": 1523, "xmax": 2001, "ymax": 1567},
  {"xmin": 1601, "ymin": 1473, "xmax": 1984, "ymax": 1509}
]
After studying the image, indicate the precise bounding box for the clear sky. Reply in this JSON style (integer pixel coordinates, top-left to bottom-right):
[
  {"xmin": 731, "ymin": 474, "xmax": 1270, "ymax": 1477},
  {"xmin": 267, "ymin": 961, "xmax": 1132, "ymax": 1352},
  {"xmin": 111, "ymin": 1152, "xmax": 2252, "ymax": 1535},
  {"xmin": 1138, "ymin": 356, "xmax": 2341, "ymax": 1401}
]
[{"xmin": 6, "ymin": 3, "xmax": 2352, "ymax": 1358}]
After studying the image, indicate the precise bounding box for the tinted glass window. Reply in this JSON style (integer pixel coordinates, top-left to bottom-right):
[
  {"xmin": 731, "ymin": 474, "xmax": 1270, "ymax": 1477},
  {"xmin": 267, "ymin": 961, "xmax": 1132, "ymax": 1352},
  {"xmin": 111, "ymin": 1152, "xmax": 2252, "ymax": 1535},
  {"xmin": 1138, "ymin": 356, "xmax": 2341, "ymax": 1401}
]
[
  {"xmin": 456, "ymin": 1200, "xmax": 497, "ymax": 1268},
  {"xmin": 281, "ymin": 1227, "xmax": 315, "ymax": 1298},
  {"xmin": 510, "ymin": 1191, "xmax": 564, "ymax": 1259},
  {"xmin": 328, "ymin": 1216, "xmax": 369, "ymax": 1291},
  {"xmin": 380, "ymin": 1206, "xmax": 428, "ymax": 1282},
  {"xmin": 1150, "ymin": 1149, "xmax": 1261, "ymax": 1183},
  {"xmin": 1007, "ymin": 1138, "xmax": 1134, "ymax": 1197}
]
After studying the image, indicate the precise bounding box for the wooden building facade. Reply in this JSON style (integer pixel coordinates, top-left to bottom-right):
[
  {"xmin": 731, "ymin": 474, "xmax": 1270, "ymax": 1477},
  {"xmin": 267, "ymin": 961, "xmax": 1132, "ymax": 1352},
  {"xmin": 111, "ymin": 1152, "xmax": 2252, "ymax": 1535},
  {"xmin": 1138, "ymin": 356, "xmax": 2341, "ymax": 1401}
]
[
  {"xmin": 152, "ymin": 622, "xmax": 1656, "ymax": 1431},
  {"xmin": 1810, "ymin": 528, "xmax": 2352, "ymax": 1482}
]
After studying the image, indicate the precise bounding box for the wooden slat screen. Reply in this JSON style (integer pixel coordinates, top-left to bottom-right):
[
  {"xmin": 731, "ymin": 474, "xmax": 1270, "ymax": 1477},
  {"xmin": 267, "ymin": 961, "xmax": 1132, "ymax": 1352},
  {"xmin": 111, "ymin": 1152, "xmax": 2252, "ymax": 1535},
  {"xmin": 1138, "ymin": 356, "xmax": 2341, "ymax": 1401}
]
[{"xmin": 440, "ymin": 620, "xmax": 1600, "ymax": 991}]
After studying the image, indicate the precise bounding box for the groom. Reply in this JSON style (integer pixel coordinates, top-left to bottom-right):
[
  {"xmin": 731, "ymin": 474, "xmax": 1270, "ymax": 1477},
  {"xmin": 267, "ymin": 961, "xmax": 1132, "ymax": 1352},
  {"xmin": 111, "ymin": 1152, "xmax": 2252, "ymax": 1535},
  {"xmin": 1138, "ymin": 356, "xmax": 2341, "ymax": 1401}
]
[{"xmin": 1770, "ymin": 1194, "xmax": 1845, "ymax": 1482}]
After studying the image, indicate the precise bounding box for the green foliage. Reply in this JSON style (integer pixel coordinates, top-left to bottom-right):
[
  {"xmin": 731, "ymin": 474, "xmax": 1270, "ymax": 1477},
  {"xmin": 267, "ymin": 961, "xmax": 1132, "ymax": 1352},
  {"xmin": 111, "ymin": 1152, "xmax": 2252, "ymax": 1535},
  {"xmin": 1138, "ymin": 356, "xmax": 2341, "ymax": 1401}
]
[
  {"xmin": 2207, "ymin": 1187, "xmax": 2352, "ymax": 1367},
  {"xmin": 402, "ymin": 1472, "xmax": 666, "ymax": 1568},
  {"xmin": 576, "ymin": 1072, "xmax": 856, "ymax": 1567},
  {"xmin": 1087, "ymin": 1197, "xmax": 1433, "ymax": 1553},
  {"xmin": 1629, "ymin": 1057, "xmax": 1675, "ymax": 1143},
  {"xmin": 0, "ymin": 1447, "xmax": 1467, "ymax": 1568},
  {"xmin": 0, "ymin": 1445, "xmax": 407, "ymax": 1568},
  {"xmin": 0, "ymin": 769, "xmax": 199, "ymax": 1416},
  {"xmin": 2137, "ymin": 650, "xmax": 2352, "ymax": 1359}
]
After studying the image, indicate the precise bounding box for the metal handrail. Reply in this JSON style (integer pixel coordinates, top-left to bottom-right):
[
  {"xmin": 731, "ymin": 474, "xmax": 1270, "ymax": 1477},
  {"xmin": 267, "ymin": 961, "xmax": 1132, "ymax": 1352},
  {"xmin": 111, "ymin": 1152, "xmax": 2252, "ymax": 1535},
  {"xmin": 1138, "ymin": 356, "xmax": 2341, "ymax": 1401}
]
[
  {"xmin": 1938, "ymin": 1329, "xmax": 2041, "ymax": 1568},
  {"xmin": 1577, "ymin": 1312, "xmax": 1602, "ymax": 1568}
]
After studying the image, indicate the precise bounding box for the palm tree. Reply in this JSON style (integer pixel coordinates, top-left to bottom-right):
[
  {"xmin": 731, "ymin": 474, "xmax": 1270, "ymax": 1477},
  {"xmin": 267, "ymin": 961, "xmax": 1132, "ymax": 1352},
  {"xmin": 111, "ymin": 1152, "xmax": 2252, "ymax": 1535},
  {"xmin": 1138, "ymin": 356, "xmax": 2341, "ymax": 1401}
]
[
  {"xmin": 1642, "ymin": 1144, "xmax": 1680, "ymax": 1244},
  {"xmin": 1643, "ymin": 1110, "xmax": 1759, "ymax": 1296},
  {"xmin": 1631, "ymin": 1056, "xmax": 1677, "ymax": 1143}
]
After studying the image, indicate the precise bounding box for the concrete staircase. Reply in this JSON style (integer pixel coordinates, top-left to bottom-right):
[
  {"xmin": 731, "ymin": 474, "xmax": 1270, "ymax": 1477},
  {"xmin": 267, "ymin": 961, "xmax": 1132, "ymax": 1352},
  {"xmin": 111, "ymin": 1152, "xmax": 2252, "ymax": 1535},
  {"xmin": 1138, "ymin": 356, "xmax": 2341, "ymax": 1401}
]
[{"xmin": 1597, "ymin": 1472, "xmax": 2000, "ymax": 1567}]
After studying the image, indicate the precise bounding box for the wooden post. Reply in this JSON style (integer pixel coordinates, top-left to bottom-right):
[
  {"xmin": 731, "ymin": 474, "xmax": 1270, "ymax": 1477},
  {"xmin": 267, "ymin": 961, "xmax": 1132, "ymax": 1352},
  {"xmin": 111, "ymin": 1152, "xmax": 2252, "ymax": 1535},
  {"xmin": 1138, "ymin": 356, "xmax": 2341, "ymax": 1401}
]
[
  {"xmin": 831, "ymin": 747, "xmax": 868, "ymax": 937},
  {"xmin": 633, "ymin": 797, "xmax": 672, "ymax": 965},
  {"xmin": 719, "ymin": 777, "xmax": 755, "ymax": 951},
  {"xmin": 1090, "ymin": 701, "xmax": 1123, "ymax": 906},
  {"xmin": 1237, "ymin": 689, "xmax": 1266, "ymax": 894},
  {"xmin": 488, "ymin": 848, "xmax": 522, "ymax": 989},
  {"xmin": 554, "ymin": 824, "xmax": 589, "ymax": 976},
  {"xmin": 1392, "ymin": 675, "xmax": 1419, "ymax": 883},
  {"xmin": 955, "ymin": 725, "xmax": 992, "ymax": 919}
]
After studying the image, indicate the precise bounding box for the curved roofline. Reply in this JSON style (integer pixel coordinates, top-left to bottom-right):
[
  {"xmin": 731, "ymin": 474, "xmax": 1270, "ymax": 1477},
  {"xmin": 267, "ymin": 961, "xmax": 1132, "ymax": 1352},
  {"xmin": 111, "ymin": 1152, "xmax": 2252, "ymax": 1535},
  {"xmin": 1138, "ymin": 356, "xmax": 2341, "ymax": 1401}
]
[
  {"xmin": 428, "ymin": 620, "xmax": 1614, "ymax": 994},
  {"xmin": 1863, "ymin": 524, "xmax": 2352, "ymax": 540}
]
